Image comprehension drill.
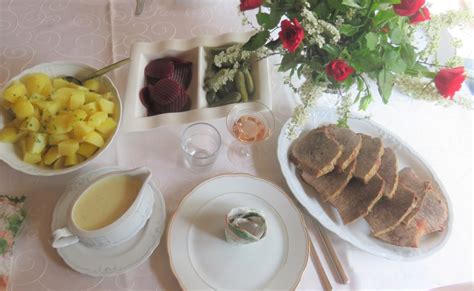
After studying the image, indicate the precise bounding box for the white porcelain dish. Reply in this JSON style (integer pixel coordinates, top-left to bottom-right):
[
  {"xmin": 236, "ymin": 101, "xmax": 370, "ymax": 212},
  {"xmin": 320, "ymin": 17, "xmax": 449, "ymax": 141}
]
[
  {"xmin": 277, "ymin": 107, "xmax": 453, "ymax": 261},
  {"xmin": 0, "ymin": 62, "xmax": 122, "ymax": 176},
  {"xmin": 123, "ymin": 31, "xmax": 272, "ymax": 132},
  {"xmin": 51, "ymin": 167, "xmax": 166, "ymax": 277},
  {"xmin": 168, "ymin": 174, "xmax": 309, "ymax": 290},
  {"xmin": 52, "ymin": 167, "xmax": 154, "ymax": 249}
]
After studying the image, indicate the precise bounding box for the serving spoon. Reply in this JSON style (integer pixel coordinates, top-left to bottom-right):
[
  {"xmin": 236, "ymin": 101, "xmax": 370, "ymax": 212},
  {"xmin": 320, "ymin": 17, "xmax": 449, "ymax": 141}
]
[{"xmin": 63, "ymin": 58, "xmax": 131, "ymax": 85}]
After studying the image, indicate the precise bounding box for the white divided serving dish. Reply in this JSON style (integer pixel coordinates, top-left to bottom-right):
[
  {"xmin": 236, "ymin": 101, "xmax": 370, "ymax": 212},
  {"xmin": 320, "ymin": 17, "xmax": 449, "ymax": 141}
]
[{"xmin": 123, "ymin": 31, "xmax": 271, "ymax": 132}]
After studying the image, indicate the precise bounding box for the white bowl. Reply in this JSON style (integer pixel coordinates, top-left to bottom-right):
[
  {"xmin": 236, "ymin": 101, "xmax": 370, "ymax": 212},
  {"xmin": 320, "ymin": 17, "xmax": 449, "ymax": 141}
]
[{"xmin": 0, "ymin": 62, "xmax": 122, "ymax": 176}]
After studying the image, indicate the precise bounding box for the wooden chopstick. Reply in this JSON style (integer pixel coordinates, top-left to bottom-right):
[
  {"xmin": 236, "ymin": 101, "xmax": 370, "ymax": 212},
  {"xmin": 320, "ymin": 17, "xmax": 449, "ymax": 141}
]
[
  {"xmin": 316, "ymin": 222, "xmax": 350, "ymax": 284},
  {"xmin": 309, "ymin": 238, "xmax": 333, "ymax": 291}
]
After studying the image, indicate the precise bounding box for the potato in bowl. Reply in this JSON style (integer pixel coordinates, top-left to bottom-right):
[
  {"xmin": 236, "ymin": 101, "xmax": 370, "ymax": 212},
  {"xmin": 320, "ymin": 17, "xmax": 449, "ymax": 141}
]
[{"xmin": 0, "ymin": 62, "xmax": 122, "ymax": 176}]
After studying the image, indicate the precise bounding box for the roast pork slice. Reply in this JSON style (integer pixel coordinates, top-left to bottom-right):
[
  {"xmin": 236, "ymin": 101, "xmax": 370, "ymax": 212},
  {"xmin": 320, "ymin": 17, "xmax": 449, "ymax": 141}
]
[
  {"xmin": 377, "ymin": 147, "xmax": 399, "ymax": 198},
  {"xmin": 329, "ymin": 174, "xmax": 385, "ymax": 224},
  {"xmin": 365, "ymin": 184, "xmax": 417, "ymax": 236},
  {"xmin": 290, "ymin": 128, "xmax": 342, "ymax": 178},
  {"xmin": 353, "ymin": 134, "xmax": 384, "ymax": 184},
  {"xmin": 324, "ymin": 125, "xmax": 362, "ymax": 171},
  {"xmin": 398, "ymin": 167, "xmax": 432, "ymax": 225},
  {"xmin": 301, "ymin": 160, "xmax": 356, "ymax": 202},
  {"xmin": 376, "ymin": 219, "xmax": 427, "ymax": 248}
]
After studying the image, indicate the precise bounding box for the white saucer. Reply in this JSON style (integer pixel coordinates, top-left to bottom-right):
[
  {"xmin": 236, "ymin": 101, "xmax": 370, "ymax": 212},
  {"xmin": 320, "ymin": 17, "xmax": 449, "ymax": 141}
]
[
  {"xmin": 168, "ymin": 174, "xmax": 309, "ymax": 290},
  {"xmin": 51, "ymin": 167, "xmax": 167, "ymax": 277}
]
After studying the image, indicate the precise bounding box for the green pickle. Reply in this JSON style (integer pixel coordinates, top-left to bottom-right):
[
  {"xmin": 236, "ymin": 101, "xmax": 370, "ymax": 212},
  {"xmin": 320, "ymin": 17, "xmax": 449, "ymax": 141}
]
[
  {"xmin": 243, "ymin": 68, "xmax": 254, "ymax": 96},
  {"xmin": 210, "ymin": 92, "xmax": 241, "ymax": 107},
  {"xmin": 235, "ymin": 70, "xmax": 249, "ymax": 102}
]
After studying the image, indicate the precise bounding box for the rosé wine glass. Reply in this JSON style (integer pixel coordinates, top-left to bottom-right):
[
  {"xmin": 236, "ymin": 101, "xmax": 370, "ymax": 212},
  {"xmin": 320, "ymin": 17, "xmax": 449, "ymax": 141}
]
[{"xmin": 226, "ymin": 102, "xmax": 275, "ymax": 167}]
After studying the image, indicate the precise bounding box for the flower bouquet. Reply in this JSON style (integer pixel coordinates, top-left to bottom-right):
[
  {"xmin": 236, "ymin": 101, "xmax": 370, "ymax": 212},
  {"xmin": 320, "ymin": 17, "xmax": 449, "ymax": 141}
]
[{"xmin": 208, "ymin": 0, "xmax": 472, "ymax": 137}]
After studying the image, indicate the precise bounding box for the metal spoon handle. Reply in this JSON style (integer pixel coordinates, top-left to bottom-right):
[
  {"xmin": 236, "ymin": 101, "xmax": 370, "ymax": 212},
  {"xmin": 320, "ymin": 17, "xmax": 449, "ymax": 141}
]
[{"xmin": 82, "ymin": 58, "xmax": 131, "ymax": 82}]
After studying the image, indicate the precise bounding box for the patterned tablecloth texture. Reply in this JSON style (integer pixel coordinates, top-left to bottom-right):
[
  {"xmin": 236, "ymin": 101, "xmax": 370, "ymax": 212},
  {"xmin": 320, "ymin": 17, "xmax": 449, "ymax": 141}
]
[{"xmin": 0, "ymin": 0, "xmax": 472, "ymax": 290}]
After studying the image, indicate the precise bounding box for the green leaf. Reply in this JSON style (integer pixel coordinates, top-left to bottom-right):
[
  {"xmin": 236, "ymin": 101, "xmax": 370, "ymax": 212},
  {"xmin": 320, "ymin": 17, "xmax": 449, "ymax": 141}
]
[
  {"xmin": 279, "ymin": 53, "xmax": 297, "ymax": 72},
  {"xmin": 365, "ymin": 32, "xmax": 379, "ymax": 51},
  {"xmin": 243, "ymin": 31, "xmax": 270, "ymax": 51},
  {"xmin": 265, "ymin": 39, "xmax": 280, "ymax": 50},
  {"xmin": 340, "ymin": 24, "xmax": 360, "ymax": 36},
  {"xmin": 342, "ymin": 0, "xmax": 361, "ymax": 8},
  {"xmin": 351, "ymin": 50, "xmax": 382, "ymax": 72},
  {"xmin": 374, "ymin": 9, "xmax": 397, "ymax": 26},
  {"xmin": 400, "ymin": 44, "xmax": 416, "ymax": 68},
  {"xmin": 256, "ymin": 13, "xmax": 270, "ymax": 27},
  {"xmin": 390, "ymin": 27, "xmax": 403, "ymax": 45},
  {"xmin": 8, "ymin": 214, "xmax": 24, "ymax": 236},
  {"xmin": 375, "ymin": 0, "xmax": 401, "ymax": 4},
  {"xmin": 359, "ymin": 93, "xmax": 373, "ymax": 110},
  {"xmin": 322, "ymin": 44, "xmax": 339, "ymax": 57},
  {"xmin": 0, "ymin": 239, "xmax": 8, "ymax": 255},
  {"xmin": 384, "ymin": 49, "xmax": 406, "ymax": 73},
  {"xmin": 377, "ymin": 69, "xmax": 394, "ymax": 103}
]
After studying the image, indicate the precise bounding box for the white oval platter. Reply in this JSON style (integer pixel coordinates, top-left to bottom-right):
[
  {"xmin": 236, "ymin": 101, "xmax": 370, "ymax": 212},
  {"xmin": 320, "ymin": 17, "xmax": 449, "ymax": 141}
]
[
  {"xmin": 168, "ymin": 174, "xmax": 309, "ymax": 290},
  {"xmin": 277, "ymin": 107, "xmax": 453, "ymax": 261}
]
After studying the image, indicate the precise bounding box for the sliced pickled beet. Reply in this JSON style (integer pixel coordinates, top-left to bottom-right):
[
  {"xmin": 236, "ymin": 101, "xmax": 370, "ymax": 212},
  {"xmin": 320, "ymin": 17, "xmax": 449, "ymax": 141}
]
[
  {"xmin": 148, "ymin": 78, "xmax": 185, "ymax": 106},
  {"xmin": 170, "ymin": 62, "xmax": 192, "ymax": 89}
]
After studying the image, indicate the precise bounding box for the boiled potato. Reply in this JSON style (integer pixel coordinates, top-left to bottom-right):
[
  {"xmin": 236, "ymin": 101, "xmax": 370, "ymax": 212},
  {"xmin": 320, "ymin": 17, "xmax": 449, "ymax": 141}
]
[
  {"xmin": 1, "ymin": 73, "xmax": 118, "ymax": 169},
  {"xmin": 58, "ymin": 139, "xmax": 79, "ymax": 156},
  {"xmin": 19, "ymin": 116, "xmax": 40, "ymax": 132},
  {"xmin": 23, "ymin": 152, "xmax": 42, "ymax": 164},
  {"xmin": 88, "ymin": 111, "xmax": 107, "ymax": 128},
  {"xmin": 97, "ymin": 98, "xmax": 115, "ymax": 114},
  {"xmin": 24, "ymin": 73, "xmax": 52, "ymax": 96},
  {"xmin": 73, "ymin": 121, "xmax": 94, "ymax": 139},
  {"xmin": 84, "ymin": 91, "xmax": 101, "ymax": 103},
  {"xmin": 26, "ymin": 133, "xmax": 47, "ymax": 154},
  {"xmin": 81, "ymin": 102, "xmax": 98, "ymax": 115},
  {"xmin": 69, "ymin": 91, "xmax": 85, "ymax": 110},
  {"xmin": 0, "ymin": 127, "xmax": 19, "ymax": 143},
  {"xmin": 64, "ymin": 154, "xmax": 79, "ymax": 167},
  {"xmin": 49, "ymin": 133, "xmax": 69, "ymax": 145},
  {"xmin": 13, "ymin": 100, "xmax": 35, "ymax": 119},
  {"xmin": 77, "ymin": 142, "xmax": 98, "ymax": 158},
  {"xmin": 47, "ymin": 114, "xmax": 74, "ymax": 134},
  {"xmin": 83, "ymin": 79, "xmax": 100, "ymax": 92},
  {"xmin": 2, "ymin": 81, "xmax": 27, "ymax": 103},
  {"xmin": 96, "ymin": 118, "xmax": 117, "ymax": 136},
  {"xmin": 82, "ymin": 131, "xmax": 104, "ymax": 147},
  {"xmin": 44, "ymin": 146, "xmax": 60, "ymax": 165}
]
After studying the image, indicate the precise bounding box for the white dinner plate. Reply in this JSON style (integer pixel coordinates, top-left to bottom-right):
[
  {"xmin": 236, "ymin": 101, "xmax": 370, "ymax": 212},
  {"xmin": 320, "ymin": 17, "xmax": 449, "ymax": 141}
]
[
  {"xmin": 277, "ymin": 107, "xmax": 453, "ymax": 261},
  {"xmin": 168, "ymin": 174, "xmax": 309, "ymax": 290},
  {"xmin": 51, "ymin": 167, "xmax": 167, "ymax": 277}
]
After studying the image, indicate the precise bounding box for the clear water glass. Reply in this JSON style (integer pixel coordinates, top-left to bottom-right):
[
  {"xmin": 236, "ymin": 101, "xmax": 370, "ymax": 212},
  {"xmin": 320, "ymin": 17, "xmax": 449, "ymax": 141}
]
[{"xmin": 181, "ymin": 123, "xmax": 221, "ymax": 169}]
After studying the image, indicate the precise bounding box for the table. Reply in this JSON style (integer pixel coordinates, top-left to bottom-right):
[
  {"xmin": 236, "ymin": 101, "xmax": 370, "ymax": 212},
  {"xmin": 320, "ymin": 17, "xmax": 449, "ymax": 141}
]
[{"xmin": 0, "ymin": 1, "xmax": 472, "ymax": 290}]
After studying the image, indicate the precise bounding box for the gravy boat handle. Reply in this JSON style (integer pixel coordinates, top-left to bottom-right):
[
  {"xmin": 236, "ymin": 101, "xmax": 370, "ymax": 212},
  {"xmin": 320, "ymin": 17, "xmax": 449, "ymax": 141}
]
[{"xmin": 52, "ymin": 227, "xmax": 79, "ymax": 248}]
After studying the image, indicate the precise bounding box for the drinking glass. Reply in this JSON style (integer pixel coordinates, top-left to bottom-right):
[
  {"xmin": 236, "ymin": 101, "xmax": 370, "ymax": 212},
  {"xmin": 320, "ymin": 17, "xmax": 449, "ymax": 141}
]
[
  {"xmin": 226, "ymin": 102, "xmax": 274, "ymax": 167},
  {"xmin": 181, "ymin": 123, "xmax": 221, "ymax": 169}
]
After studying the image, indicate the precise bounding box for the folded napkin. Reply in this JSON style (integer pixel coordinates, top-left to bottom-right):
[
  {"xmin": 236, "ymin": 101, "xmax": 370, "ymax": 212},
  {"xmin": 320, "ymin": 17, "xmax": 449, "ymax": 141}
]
[{"xmin": 0, "ymin": 196, "xmax": 26, "ymax": 291}]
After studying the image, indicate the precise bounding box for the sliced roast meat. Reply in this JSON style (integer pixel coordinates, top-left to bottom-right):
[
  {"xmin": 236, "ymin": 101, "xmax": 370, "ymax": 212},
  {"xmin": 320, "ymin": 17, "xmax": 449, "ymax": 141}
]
[
  {"xmin": 353, "ymin": 134, "xmax": 384, "ymax": 184},
  {"xmin": 365, "ymin": 184, "xmax": 417, "ymax": 236},
  {"xmin": 301, "ymin": 160, "xmax": 356, "ymax": 202},
  {"xmin": 377, "ymin": 147, "xmax": 398, "ymax": 198},
  {"xmin": 329, "ymin": 174, "xmax": 385, "ymax": 224},
  {"xmin": 324, "ymin": 125, "xmax": 362, "ymax": 171},
  {"xmin": 376, "ymin": 219, "xmax": 427, "ymax": 248},
  {"xmin": 290, "ymin": 128, "xmax": 342, "ymax": 177},
  {"xmin": 398, "ymin": 167, "xmax": 432, "ymax": 225}
]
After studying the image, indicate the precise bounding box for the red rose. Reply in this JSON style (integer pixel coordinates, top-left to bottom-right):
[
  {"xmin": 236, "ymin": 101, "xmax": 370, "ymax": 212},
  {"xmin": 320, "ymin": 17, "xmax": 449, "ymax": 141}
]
[
  {"xmin": 393, "ymin": 0, "xmax": 425, "ymax": 16},
  {"xmin": 278, "ymin": 18, "xmax": 304, "ymax": 53},
  {"xmin": 434, "ymin": 67, "xmax": 465, "ymax": 99},
  {"xmin": 326, "ymin": 59, "xmax": 355, "ymax": 82},
  {"xmin": 409, "ymin": 7, "xmax": 431, "ymax": 24},
  {"xmin": 239, "ymin": 0, "xmax": 263, "ymax": 11}
]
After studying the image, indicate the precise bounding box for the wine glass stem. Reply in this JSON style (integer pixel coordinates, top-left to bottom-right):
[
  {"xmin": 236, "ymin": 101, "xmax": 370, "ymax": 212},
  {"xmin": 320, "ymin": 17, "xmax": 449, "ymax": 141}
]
[{"xmin": 240, "ymin": 146, "xmax": 250, "ymax": 157}]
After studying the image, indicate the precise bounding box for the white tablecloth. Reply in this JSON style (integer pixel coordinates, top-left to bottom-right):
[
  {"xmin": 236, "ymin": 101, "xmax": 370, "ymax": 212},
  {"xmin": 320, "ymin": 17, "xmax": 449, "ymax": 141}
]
[{"xmin": 0, "ymin": 0, "xmax": 472, "ymax": 290}]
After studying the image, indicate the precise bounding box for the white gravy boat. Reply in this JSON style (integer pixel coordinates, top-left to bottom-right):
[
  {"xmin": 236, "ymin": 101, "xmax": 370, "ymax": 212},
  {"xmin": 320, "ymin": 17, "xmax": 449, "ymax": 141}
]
[{"xmin": 52, "ymin": 167, "xmax": 155, "ymax": 249}]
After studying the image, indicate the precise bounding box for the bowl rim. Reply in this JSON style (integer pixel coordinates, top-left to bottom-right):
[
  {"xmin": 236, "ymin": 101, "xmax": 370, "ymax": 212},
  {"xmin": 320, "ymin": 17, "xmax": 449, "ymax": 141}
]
[{"xmin": 0, "ymin": 61, "xmax": 123, "ymax": 176}]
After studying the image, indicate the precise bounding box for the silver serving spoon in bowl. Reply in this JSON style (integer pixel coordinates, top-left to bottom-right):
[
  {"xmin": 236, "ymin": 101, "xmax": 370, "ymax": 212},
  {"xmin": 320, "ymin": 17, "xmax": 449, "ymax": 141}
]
[{"xmin": 63, "ymin": 58, "xmax": 131, "ymax": 85}]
